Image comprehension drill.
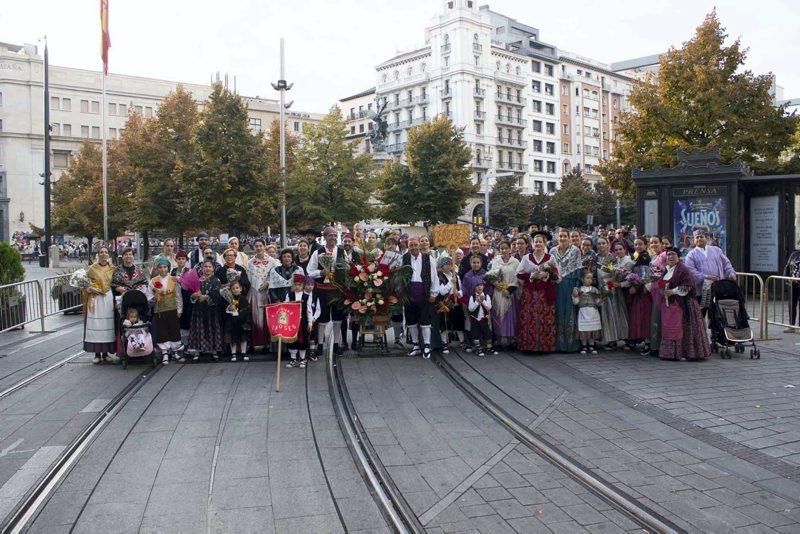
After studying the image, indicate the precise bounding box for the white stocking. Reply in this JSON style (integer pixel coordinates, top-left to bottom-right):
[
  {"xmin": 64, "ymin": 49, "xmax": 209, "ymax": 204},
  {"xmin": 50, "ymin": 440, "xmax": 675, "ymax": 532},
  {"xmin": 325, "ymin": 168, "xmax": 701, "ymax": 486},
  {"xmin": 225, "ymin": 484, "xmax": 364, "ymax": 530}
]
[
  {"xmin": 421, "ymin": 325, "xmax": 431, "ymax": 345},
  {"xmin": 409, "ymin": 325, "xmax": 420, "ymax": 345},
  {"xmin": 332, "ymin": 321, "xmax": 343, "ymax": 345}
]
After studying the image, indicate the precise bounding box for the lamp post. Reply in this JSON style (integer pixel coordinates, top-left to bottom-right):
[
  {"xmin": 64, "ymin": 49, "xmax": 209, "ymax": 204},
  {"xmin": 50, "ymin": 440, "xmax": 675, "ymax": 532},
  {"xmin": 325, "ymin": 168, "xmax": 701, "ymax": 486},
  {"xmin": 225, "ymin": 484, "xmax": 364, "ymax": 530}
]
[
  {"xmin": 271, "ymin": 38, "xmax": 293, "ymax": 249},
  {"xmin": 43, "ymin": 38, "xmax": 51, "ymax": 266}
]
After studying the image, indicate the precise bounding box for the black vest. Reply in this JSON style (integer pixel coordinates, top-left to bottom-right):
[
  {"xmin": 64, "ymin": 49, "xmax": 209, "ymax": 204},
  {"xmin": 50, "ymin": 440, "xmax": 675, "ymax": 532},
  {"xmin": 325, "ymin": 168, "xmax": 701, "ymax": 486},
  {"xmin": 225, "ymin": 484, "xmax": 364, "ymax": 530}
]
[{"xmin": 403, "ymin": 252, "xmax": 432, "ymax": 295}]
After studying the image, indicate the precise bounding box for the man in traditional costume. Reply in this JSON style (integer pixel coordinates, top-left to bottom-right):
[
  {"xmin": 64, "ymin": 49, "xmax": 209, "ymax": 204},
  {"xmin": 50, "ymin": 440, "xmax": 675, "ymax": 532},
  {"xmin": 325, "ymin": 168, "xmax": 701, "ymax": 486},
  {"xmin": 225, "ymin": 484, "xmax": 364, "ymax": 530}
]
[
  {"xmin": 307, "ymin": 226, "xmax": 348, "ymax": 356},
  {"xmin": 684, "ymin": 228, "xmax": 736, "ymax": 315},
  {"xmin": 402, "ymin": 237, "xmax": 439, "ymax": 358},
  {"xmin": 340, "ymin": 233, "xmax": 362, "ymax": 351},
  {"xmin": 190, "ymin": 232, "xmax": 221, "ymax": 268}
]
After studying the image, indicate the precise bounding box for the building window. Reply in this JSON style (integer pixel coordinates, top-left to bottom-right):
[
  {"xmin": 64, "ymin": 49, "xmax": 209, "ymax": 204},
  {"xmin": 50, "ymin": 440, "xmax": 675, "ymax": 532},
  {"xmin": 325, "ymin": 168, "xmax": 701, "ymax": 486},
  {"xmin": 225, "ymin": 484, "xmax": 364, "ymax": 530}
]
[
  {"xmin": 80, "ymin": 100, "xmax": 89, "ymax": 113},
  {"xmin": 61, "ymin": 98, "xmax": 71, "ymax": 111},
  {"xmin": 145, "ymin": 106, "xmax": 153, "ymax": 118},
  {"xmin": 547, "ymin": 181, "xmax": 556, "ymax": 193},
  {"xmin": 134, "ymin": 105, "xmax": 143, "ymax": 115},
  {"xmin": 249, "ymin": 117, "xmax": 261, "ymax": 132},
  {"xmin": 118, "ymin": 104, "xmax": 126, "ymax": 115},
  {"xmin": 546, "ymin": 123, "xmax": 555, "ymax": 135},
  {"xmin": 546, "ymin": 142, "xmax": 555, "ymax": 154},
  {"xmin": 109, "ymin": 127, "xmax": 117, "ymax": 139},
  {"xmin": 0, "ymin": 91, "xmax": 3, "ymax": 106},
  {"xmin": 547, "ymin": 161, "xmax": 556, "ymax": 173},
  {"xmin": 585, "ymin": 164, "xmax": 593, "ymax": 173},
  {"xmin": 91, "ymin": 101, "xmax": 100, "ymax": 113},
  {"xmin": 534, "ymin": 160, "xmax": 543, "ymax": 172},
  {"xmin": 474, "ymin": 55, "xmax": 480, "ymax": 66},
  {"xmin": 443, "ymin": 56, "xmax": 450, "ymax": 67},
  {"xmin": 50, "ymin": 96, "xmax": 60, "ymax": 109},
  {"xmin": 533, "ymin": 140, "xmax": 542, "ymax": 152},
  {"xmin": 531, "ymin": 80, "xmax": 541, "ymax": 93},
  {"xmin": 108, "ymin": 103, "xmax": 117, "ymax": 116},
  {"xmin": 545, "ymin": 64, "xmax": 554, "ymax": 77},
  {"xmin": 562, "ymin": 142, "xmax": 569, "ymax": 153},
  {"xmin": 368, "ymin": 122, "xmax": 373, "ymax": 130},
  {"xmin": 294, "ymin": 121, "xmax": 300, "ymax": 132},
  {"xmin": 534, "ymin": 181, "xmax": 543, "ymax": 194},
  {"xmin": 563, "ymin": 161, "xmax": 570, "ymax": 174},
  {"xmin": 63, "ymin": 124, "xmax": 71, "ymax": 136},
  {"xmin": 531, "ymin": 60, "xmax": 541, "ymax": 73},
  {"xmin": 359, "ymin": 123, "xmax": 364, "ymax": 133},
  {"xmin": 544, "ymin": 83, "xmax": 554, "ymax": 96},
  {"xmin": 532, "ymin": 100, "xmax": 542, "ymax": 112},
  {"xmin": 545, "ymin": 103, "xmax": 555, "ymax": 115},
  {"xmin": 351, "ymin": 126, "xmax": 356, "ymax": 135},
  {"xmin": 475, "ymin": 122, "xmax": 482, "ymax": 135},
  {"xmin": 53, "ymin": 151, "xmax": 69, "ymax": 168},
  {"xmin": 91, "ymin": 126, "xmax": 100, "ymax": 138},
  {"xmin": 532, "ymin": 120, "xmax": 542, "ymax": 132},
  {"xmin": 81, "ymin": 125, "xmax": 89, "ymax": 138},
  {"xmin": 561, "ymin": 85, "xmax": 568, "ymax": 96}
]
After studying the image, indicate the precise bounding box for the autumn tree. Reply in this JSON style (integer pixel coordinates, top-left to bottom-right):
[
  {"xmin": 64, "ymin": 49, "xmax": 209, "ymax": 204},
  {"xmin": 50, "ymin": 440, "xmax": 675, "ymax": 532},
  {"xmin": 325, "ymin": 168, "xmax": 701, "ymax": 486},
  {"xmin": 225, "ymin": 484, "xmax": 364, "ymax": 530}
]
[
  {"xmin": 598, "ymin": 10, "xmax": 799, "ymax": 198},
  {"xmin": 286, "ymin": 106, "xmax": 374, "ymax": 230},
  {"xmin": 176, "ymin": 83, "xmax": 275, "ymax": 234},
  {"xmin": 264, "ymin": 119, "xmax": 299, "ymax": 231},
  {"xmin": 489, "ymin": 175, "xmax": 531, "ymax": 229},
  {"xmin": 378, "ymin": 115, "xmax": 473, "ymax": 224}
]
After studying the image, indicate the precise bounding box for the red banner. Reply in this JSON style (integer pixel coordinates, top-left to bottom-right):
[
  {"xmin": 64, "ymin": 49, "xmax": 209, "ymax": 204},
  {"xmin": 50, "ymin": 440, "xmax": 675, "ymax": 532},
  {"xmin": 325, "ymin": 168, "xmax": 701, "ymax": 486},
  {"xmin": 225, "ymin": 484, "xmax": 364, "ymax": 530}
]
[
  {"xmin": 266, "ymin": 302, "xmax": 301, "ymax": 343},
  {"xmin": 100, "ymin": 0, "xmax": 111, "ymax": 75}
]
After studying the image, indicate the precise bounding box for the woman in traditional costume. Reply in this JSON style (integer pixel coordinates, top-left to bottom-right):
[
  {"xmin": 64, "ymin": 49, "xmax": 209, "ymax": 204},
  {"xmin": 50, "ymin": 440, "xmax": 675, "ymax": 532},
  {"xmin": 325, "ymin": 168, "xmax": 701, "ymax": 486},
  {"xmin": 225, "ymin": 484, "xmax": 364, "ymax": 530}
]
[
  {"xmin": 626, "ymin": 237, "xmax": 653, "ymax": 351},
  {"xmin": 226, "ymin": 236, "xmax": 249, "ymax": 267},
  {"xmin": 579, "ymin": 238, "xmax": 598, "ymax": 285},
  {"xmin": 550, "ymin": 229, "xmax": 582, "ymax": 352},
  {"xmin": 295, "ymin": 239, "xmax": 313, "ymax": 274},
  {"xmin": 658, "ymin": 247, "xmax": 711, "ymax": 361},
  {"xmin": 247, "ymin": 238, "xmax": 276, "ymax": 351},
  {"xmin": 646, "ymin": 236, "xmax": 668, "ymax": 356},
  {"xmin": 515, "ymin": 232, "xmax": 559, "ymax": 352},
  {"xmin": 595, "ymin": 238, "xmax": 628, "ymax": 349},
  {"xmin": 150, "ymin": 257, "xmax": 184, "ymax": 364},
  {"xmin": 189, "ymin": 260, "xmax": 224, "ymax": 360},
  {"xmin": 111, "ymin": 247, "xmax": 149, "ymax": 356},
  {"xmin": 268, "ymin": 248, "xmax": 300, "ymax": 303},
  {"xmin": 489, "ymin": 241, "xmax": 519, "ymax": 349},
  {"xmin": 84, "ymin": 246, "xmax": 117, "ymax": 364}
]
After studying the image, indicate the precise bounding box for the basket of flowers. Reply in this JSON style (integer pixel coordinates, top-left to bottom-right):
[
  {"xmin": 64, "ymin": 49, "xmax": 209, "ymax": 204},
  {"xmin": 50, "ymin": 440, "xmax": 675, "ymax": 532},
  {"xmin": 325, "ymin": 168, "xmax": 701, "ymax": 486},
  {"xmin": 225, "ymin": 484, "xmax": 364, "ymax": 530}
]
[{"xmin": 334, "ymin": 253, "xmax": 411, "ymax": 327}]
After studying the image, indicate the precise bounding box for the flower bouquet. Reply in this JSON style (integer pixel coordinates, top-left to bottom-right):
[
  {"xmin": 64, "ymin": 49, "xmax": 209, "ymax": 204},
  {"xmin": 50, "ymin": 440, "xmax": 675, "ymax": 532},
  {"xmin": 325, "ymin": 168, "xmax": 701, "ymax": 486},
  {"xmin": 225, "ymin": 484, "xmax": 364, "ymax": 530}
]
[
  {"xmin": 69, "ymin": 269, "xmax": 93, "ymax": 290},
  {"xmin": 335, "ymin": 254, "xmax": 411, "ymax": 325},
  {"xmin": 179, "ymin": 268, "xmax": 201, "ymax": 293}
]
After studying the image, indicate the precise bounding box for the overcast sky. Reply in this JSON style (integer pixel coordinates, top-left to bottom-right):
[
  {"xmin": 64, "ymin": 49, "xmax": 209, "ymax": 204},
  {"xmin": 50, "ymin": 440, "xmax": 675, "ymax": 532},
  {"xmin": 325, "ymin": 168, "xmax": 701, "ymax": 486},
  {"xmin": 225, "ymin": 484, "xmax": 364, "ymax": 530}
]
[{"xmin": 2, "ymin": 0, "xmax": 798, "ymax": 113}]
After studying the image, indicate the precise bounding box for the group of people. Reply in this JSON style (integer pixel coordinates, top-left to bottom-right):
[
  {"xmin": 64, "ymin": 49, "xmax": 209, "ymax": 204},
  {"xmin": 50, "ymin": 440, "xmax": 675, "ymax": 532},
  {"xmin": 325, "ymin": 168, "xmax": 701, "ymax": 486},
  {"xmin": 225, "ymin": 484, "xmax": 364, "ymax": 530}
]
[{"xmin": 80, "ymin": 222, "xmax": 740, "ymax": 367}]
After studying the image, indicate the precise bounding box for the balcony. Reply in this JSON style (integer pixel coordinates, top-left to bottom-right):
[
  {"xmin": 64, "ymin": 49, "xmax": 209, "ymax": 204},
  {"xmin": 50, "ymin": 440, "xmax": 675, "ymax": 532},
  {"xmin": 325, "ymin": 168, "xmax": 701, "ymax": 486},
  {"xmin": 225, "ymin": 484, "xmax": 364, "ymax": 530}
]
[
  {"xmin": 473, "ymin": 42, "xmax": 483, "ymax": 53},
  {"xmin": 474, "ymin": 110, "xmax": 486, "ymax": 121},
  {"xmin": 386, "ymin": 142, "xmax": 407, "ymax": 154},
  {"xmin": 496, "ymin": 136, "xmax": 525, "ymax": 148},
  {"xmin": 496, "ymin": 161, "xmax": 528, "ymax": 173},
  {"xmin": 388, "ymin": 120, "xmax": 410, "ymax": 131},
  {"xmin": 442, "ymin": 87, "xmax": 453, "ymax": 99},
  {"xmin": 441, "ymin": 43, "xmax": 451, "ymax": 54},
  {"xmin": 496, "ymin": 114, "xmax": 525, "ymax": 127},
  {"xmin": 349, "ymin": 110, "xmax": 370, "ymax": 120},
  {"xmin": 472, "ymin": 157, "xmax": 492, "ymax": 169},
  {"xmin": 377, "ymin": 72, "xmax": 431, "ymax": 93},
  {"xmin": 494, "ymin": 69, "xmax": 527, "ymax": 86},
  {"xmin": 495, "ymin": 92, "xmax": 525, "ymax": 107},
  {"xmin": 414, "ymin": 94, "xmax": 429, "ymax": 104},
  {"xmin": 474, "ymin": 87, "xmax": 486, "ymax": 98}
]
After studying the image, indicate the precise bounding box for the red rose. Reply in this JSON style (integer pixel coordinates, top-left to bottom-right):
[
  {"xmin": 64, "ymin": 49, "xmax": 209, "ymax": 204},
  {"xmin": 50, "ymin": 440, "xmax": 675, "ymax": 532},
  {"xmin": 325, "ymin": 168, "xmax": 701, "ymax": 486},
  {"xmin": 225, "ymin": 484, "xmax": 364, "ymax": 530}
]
[
  {"xmin": 153, "ymin": 280, "xmax": 163, "ymax": 290},
  {"xmin": 379, "ymin": 265, "xmax": 390, "ymax": 277}
]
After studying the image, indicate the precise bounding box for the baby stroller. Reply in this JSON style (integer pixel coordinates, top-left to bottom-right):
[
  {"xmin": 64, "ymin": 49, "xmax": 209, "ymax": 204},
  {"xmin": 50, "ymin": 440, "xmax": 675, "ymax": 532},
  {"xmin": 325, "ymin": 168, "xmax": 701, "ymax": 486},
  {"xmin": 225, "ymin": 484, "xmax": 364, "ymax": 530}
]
[
  {"xmin": 119, "ymin": 290, "xmax": 158, "ymax": 369},
  {"xmin": 708, "ymin": 280, "xmax": 760, "ymax": 360}
]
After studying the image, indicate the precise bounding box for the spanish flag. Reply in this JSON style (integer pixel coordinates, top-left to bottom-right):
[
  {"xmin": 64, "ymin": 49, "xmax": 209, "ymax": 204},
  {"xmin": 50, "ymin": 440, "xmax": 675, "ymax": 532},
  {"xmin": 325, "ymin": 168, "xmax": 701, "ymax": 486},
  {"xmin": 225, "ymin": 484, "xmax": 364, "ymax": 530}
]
[{"xmin": 100, "ymin": 0, "xmax": 110, "ymax": 75}]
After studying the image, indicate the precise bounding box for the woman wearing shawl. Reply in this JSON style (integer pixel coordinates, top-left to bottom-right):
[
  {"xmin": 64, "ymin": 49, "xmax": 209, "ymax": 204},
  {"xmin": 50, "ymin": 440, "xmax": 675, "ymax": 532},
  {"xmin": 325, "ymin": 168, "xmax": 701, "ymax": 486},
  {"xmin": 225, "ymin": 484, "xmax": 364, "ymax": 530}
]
[
  {"xmin": 549, "ymin": 229, "xmax": 582, "ymax": 352},
  {"xmin": 626, "ymin": 237, "xmax": 653, "ymax": 350},
  {"xmin": 189, "ymin": 260, "xmax": 224, "ymax": 360},
  {"xmin": 247, "ymin": 238, "xmax": 277, "ymax": 351},
  {"xmin": 658, "ymin": 247, "xmax": 711, "ymax": 361},
  {"xmin": 515, "ymin": 231, "xmax": 560, "ymax": 352},
  {"xmin": 84, "ymin": 246, "xmax": 117, "ymax": 364},
  {"xmin": 595, "ymin": 238, "xmax": 629, "ymax": 349},
  {"xmin": 489, "ymin": 241, "xmax": 519, "ymax": 349},
  {"xmin": 268, "ymin": 248, "xmax": 300, "ymax": 303},
  {"xmin": 646, "ymin": 236, "xmax": 668, "ymax": 356}
]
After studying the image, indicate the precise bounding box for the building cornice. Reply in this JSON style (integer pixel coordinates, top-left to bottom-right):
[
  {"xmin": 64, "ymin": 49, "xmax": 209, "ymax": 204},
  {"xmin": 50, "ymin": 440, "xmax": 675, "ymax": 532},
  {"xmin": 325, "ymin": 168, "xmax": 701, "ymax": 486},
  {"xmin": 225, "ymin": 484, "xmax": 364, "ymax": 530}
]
[
  {"xmin": 340, "ymin": 87, "xmax": 376, "ymax": 102},
  {"xmin": 559, "ymin": 55, "xmax": 633, "ymax": 82},
  {"xmin": 376, "ymin": 48, "xmax": 432, "ymax": 71}
]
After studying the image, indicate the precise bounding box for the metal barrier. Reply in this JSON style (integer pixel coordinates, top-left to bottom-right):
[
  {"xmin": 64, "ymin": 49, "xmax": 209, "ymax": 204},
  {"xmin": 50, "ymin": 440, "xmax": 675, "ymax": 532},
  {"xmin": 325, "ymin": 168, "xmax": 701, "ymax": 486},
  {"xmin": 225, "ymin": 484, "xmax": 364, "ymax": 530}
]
[
  {"xmin": 0, "ymin": 273, "xmax": 83, "ymax": 334},
  {"xmin": 763, "ymin": 275, "xmax": 800, "ymax": 338},
  {"xmin": 735, "ymin": 273, "xmax": 765, "ymax": 334}
]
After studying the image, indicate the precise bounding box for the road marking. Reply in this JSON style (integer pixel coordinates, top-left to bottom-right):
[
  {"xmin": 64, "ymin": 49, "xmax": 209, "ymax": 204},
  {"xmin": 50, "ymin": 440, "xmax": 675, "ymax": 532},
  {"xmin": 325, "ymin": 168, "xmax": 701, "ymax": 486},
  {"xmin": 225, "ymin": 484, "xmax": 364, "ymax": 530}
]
[{"xmin": 0, "ymin": 439, "xmax": 24, "ymax": 458}]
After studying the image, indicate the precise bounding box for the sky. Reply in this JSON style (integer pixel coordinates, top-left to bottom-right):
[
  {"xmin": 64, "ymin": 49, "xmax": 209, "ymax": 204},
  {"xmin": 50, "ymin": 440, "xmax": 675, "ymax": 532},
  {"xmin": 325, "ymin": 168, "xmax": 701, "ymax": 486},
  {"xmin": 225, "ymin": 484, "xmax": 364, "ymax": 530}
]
[{"xmin": 1, "ymin": 0, "xmax": 798, "ymax": 113}]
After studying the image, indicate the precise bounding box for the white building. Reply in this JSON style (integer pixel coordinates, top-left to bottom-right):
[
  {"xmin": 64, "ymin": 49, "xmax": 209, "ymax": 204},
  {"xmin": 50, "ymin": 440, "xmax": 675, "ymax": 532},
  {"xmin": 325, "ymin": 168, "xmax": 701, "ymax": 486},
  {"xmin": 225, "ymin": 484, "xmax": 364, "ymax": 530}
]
[
  {"xmin": 367, "ymin": 1, "xmax": 634, "ymax": 222},
  {"xmin": 340, "ymin": 87, "xmax": 376, "ymax": 155},
  {"xmin": 0, "ymin": 41, "xmax": 324, "ymax": 242}
]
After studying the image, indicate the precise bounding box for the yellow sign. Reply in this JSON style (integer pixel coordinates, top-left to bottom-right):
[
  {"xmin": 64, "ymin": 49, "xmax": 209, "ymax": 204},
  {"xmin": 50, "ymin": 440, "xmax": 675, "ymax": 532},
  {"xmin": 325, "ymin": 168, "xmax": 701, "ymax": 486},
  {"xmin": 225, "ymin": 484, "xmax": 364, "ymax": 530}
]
[{"xmin": 432, "ymin": 224, "xmax": 471, "ymax": 253}]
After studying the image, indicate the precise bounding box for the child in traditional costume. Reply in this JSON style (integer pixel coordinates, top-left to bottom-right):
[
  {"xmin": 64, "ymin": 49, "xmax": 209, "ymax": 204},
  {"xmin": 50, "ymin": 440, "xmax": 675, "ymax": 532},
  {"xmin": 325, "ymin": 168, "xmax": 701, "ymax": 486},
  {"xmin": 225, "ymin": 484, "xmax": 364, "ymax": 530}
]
[
  {"xmin": 436, "ymin": 255, "xmax": 465, "ymax": 354},
  {"xmin": 171, "ymin": 250, "xmax": 193, "ymax": 350},
  {"xmin": 222, "ymin": 280, "xmax": 251, "ymax": 361},
  {"xmin": 572, "ymin": 270, "xmax": 602, "ymax": 355},
  {"xmin": 285, "ymin": 273, "xmax": 316, "ymax": 368},
  {"xmin": 468, "ymin": 278, "xmax": 492, "ymax": 356},
  {"xmin": 304, "ymin": 276, "xmax": 321, "ymax": 361},
  {"xmin": 150, "ymin": 257, "xmax": 184, "ymax": 364}
]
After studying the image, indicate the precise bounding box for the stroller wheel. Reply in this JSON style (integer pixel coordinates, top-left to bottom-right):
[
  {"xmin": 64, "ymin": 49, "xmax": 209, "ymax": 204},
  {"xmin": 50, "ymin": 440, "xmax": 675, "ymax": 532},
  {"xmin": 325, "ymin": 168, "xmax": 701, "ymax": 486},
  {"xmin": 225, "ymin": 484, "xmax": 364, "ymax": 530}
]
[
  {"xmin": 122, "ymin": 359, "xmax": 128, "ymax": 370},
  {"xmin": 756, "ymin": 349, "xmax": 761, "ymax": 359}
]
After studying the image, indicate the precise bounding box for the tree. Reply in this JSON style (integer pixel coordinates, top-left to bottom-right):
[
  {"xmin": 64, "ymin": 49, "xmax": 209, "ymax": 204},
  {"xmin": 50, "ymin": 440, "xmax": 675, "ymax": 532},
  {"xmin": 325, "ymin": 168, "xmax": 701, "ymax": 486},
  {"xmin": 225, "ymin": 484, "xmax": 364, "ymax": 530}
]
[
  {"xmin": 286, "ymin": 106, "xmax": 374, "ymax": 230},
  {"xmin": 489, "ymin": 175, "xmax": 531, "ymax": 229},
  {"xmin": 548, "ymin": 168, "xmax": 598, "ymax": 228},
  {"xmin": 176, "ymin": 83, "xmax": 275, "ymax": 234},
  {"xmin": 598, "ymin": 10, "xmax": 799, "ymax": 198},
  {"xmin": 52, "ymin": 141, "xmax": 129, "ymax": 249},
  {"xmin": 378, "ymin": 115, "xmax": 473, "ymax": 224},
  {"xmin": 264, "ymin": 118, "xmax": 299, "ymax": 231}
]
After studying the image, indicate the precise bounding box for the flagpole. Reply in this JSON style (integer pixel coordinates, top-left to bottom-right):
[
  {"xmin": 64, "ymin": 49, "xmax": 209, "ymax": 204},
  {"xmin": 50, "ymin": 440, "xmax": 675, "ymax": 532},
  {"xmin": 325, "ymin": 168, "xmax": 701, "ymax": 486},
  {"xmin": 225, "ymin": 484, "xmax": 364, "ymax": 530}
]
[{"xmin": 101, "ymin": 73, "xmax": 108, "ymax": 244}]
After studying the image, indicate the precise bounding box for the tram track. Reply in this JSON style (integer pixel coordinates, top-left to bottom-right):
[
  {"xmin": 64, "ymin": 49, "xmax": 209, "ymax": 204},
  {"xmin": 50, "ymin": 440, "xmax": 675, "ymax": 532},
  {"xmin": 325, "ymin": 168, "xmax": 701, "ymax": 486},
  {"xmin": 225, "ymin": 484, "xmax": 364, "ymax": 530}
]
[
  {"xmin": 433, "ymin": 350, "xmax": 685, "ymax": 534},
  {"xmin": 0, "ymin": 348, "xmax": 86, "ymax": 403},
  {"xmin": 327, "ymin": 342, "xmax": 424, "ymax": 534},
  {"xmin": 0, "ymin": 363, "xmax": 169, "ymax": 534}
]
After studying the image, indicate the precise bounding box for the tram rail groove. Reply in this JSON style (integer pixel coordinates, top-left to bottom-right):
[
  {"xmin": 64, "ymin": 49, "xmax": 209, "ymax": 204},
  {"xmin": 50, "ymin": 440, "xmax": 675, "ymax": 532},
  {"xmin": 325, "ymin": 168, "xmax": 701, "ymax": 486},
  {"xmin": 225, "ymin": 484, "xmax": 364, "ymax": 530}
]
[
  {"xmin": 433, "ymin": 351, "xmax": 684, "ymax": 534},
  {"xmin": 327, "ymin": 341, "xmax": 424, "ymax": 534},
  {"xmin": 0, "ymin": 364, "xmax": 163, "ymax": 534},
  {"xmin": 0, "ymin": 350, "xmax": 85, "ymax": 402}
]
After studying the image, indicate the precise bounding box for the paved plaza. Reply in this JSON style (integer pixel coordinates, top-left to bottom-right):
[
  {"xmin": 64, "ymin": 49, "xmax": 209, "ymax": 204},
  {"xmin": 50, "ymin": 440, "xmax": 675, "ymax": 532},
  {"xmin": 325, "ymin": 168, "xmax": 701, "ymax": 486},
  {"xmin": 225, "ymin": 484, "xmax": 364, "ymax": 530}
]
[{"xmin": 1, "ymin": 322, "xmax": 800, "ymax": 532}]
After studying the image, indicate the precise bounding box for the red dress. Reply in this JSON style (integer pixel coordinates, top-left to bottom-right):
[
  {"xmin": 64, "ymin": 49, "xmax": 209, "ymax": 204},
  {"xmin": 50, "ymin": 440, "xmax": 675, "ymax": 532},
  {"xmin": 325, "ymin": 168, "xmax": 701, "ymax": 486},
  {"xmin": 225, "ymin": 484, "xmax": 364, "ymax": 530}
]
[{"xmin": 516, "ymin": 253, "xmax": 558, "ymax": 352}]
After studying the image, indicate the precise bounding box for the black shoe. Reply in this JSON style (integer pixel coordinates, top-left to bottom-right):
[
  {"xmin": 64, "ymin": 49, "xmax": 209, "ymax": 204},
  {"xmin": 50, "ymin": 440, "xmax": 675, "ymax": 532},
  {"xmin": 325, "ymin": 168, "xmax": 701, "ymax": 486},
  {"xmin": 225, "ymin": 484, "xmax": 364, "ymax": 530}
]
[{"xmin": 333, "ymin": 344, "xmax": 344, "ymax": 357}]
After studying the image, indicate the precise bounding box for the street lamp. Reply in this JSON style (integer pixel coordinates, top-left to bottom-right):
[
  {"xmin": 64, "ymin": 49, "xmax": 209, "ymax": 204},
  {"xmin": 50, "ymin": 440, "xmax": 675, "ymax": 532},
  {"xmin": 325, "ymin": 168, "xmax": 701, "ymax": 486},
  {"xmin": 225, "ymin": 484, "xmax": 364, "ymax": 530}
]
[
  {"xmin": 484, "ymin": 170, "xmax": 513, "ymax": 227},
  {"xmin": 271, "ymin": 38, "xmax": 293, "ymax": 249}
]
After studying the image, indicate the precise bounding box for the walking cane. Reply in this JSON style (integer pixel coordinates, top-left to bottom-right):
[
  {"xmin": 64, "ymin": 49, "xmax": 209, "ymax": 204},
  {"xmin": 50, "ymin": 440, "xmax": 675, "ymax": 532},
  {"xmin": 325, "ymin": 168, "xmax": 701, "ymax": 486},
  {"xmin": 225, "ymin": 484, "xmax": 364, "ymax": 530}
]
[{"xmin": 275, "ymin": 338, "xmax": 282, "ymax": 392}]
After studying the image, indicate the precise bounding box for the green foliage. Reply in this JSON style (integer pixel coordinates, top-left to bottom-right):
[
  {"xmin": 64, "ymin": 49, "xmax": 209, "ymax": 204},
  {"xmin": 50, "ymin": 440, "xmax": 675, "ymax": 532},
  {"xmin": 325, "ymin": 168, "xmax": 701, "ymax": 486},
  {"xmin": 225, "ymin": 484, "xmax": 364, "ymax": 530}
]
[
  {"xmin": 378, "ymin": 116, "xmax": 474, "ymax": 224},
  {"xmin": 287, "ymin": 106, "xmax": 374, "ymax": 230},
  {"xmin": 0, "ymin": 242, "xmax": 25, "ymax": 285},
  {"xmin": 489, "ymin": 175, "xmax": 531, "ymax": 229},
  {"xmin": 548, "ymin": 169, "xmax": 599, "ymax": 228},
  {"xmin": 176, "ymin": 83, "xmax": 276, "ymax": 233},
  {"xmin": 598, "ymin": 10, "xmax": 799, "ymax": 198}
]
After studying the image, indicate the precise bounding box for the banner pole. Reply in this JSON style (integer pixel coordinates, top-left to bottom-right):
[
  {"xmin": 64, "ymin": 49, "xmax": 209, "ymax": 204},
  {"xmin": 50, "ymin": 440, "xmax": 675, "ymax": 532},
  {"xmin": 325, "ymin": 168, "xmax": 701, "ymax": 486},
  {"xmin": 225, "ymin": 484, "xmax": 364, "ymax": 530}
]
[{"xmin": 275, "ymin": 338, "xmax": 282, "ymax": 392}]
